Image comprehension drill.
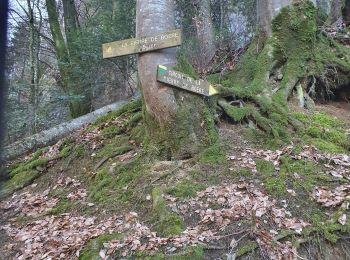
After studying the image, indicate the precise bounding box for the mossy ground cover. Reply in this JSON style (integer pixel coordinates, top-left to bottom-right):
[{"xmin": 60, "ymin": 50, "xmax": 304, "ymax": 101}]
[
  {"xmin": 0, "ymin": 149, "xmax": 49, "ymax": 198},
  {"xmin": 293, "ymin": 111, "xmax": 349, "ymax": 153},
  {"xmin": 79, "ymin": 233, "xmax": 123, "ymax": 260}
]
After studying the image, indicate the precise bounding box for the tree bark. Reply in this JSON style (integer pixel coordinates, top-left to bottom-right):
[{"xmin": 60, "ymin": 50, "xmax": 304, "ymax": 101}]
[
  {"xmin": 328, "ymin": 0, "xmax": 344, "ymax": 25},
  {"xmin": 46, "ymin": 0, "xmax": 92, "ymax": 118},
  {"xmin": 27, "ymin": 0, "xmax": 37, "ymax": 132},
  {"xmin": 136, "ymin": 0, "xmax": 213, "ymax": 159},
  {"xmin": 257, "ymin": 0, "xmax": 274, "ymax": 36},
  {"xmin": 343, "ymin": 0, "xmax": 350, "ymax": 26},
  {"xmin": 193, "ymin": 0, "xmax": 216, "ymax": 71},
  {"xmin": 62, "ymin": 0, "xmax": 80, "ymax": 57}
]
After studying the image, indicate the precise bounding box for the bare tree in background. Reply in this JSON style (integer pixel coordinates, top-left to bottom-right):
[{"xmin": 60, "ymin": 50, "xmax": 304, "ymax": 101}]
[{"xmin": 328, "ymin": 0, "xmax": 344, "ymax": 24}]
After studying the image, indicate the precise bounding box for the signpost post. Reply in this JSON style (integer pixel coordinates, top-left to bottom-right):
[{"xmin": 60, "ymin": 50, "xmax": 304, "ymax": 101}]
[{"xmin": 157, "ymin": 65, "xmax": 218, "ymax": 96}]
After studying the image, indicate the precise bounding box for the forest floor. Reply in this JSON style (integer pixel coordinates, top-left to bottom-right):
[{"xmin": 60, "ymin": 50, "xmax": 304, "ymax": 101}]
[{"xmin": 0, "ymin": 100, "xmax": 349, "ymax": 260}]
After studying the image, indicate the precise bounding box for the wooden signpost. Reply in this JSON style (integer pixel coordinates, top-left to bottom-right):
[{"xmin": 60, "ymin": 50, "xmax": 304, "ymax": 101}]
[
  {"xmin": 102, "ymin": 30, "xmax": 218, "ymax": 97},
  {"xmin": 102, "ymin": 29, "xmax": 182, "ymax": 58},
  {"xmin": 157, "ymin": 65, "xmax": 218, "ymax": 96}
]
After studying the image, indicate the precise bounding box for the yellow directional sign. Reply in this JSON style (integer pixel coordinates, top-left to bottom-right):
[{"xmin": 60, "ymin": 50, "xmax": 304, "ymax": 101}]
[
  {"xmin": 157, "ymin": 65, "xmax": 218, "ymax": 97},
  {"xmin": 102, "ymin": 29, "xmax": 182, "ymax": 58}
]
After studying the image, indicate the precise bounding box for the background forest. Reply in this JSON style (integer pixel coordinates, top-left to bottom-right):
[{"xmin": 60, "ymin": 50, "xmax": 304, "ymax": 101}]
[{"xmin": 5, "ymin": 0, "xmax": 260, "ymax": 145}]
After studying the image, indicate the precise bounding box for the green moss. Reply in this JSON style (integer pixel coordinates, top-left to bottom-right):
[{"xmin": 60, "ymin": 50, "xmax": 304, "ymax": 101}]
[
  {"xmin": 10, "ymin": 157, "xmax": 49, "ymax": 177},
  {"xmin": 59, "ymin": 137, "xmax": 75, "ymax": 149},
  {"xmin": 88, "ymin": 155, "xmax": 149, "ymax": 207},
  {"xmin": 306, "ymin": 126, "xmax": 322, "ymax": 138},
  {"xmin": 292, "ymin": 112, "xmax": 309, "ymax": 124},
  {"xmin": 31, "ymin": 149, "xmax": 44, "ymax": 160},
  {"xmin": 175, "ymin": 53, "xmax": 198, "ymax": 79},
  {"xmin": 296, "ymin": 112, "xmax": 349, "ymax": 153},
  {"xmin": 256, "ymin": 159, "xmax": 275, "ymax": 175},
  {"xmin": 79, "ymin": 233, "xmax": 123, "ymax": 260},
  {"xmin": 237, "ymin": 168, "xmax": 253, "ymax": 177},
  {"xmin": 327, "ymin": 129, "xmax": 348, "ymax": 147},
  {"xmin": 304, "ymin": 211, "xmax": 349, "ymax": 244},
  {"xmin": 100, "ymin": 125, "xmax": 122, "ymax": 138},
  {"xmin": 214, "ymin": 1, "xmax": 350, "ymax": 146},
  {"xmin": 74, "ymin": 144, "xmax": 86, "ymax": 158},
  {"xmin": 309, "ymin": 139, "xmax": 345, "ymax": 154},
  {"xmin": 125, "ymin": 111, "xmax": 143, "ymax": 129},
  {"xmin": 135, "ymin": 246, "xmax": 203, "ymax": 259},
  {"xmin": 0, "ymin": 170, "xmax": 40, "ymax": 198},
  {"xmin": 256, "ymin": 159, "xmax": 286, "ymax": 195},
  {"xmin": 130, "ymin": 124, "xmax": 146, "ymax": 143},
  {"xmin": 93, "ymin": 99, "xmax": 142, "ymax": 127},
  {"xmin": 154, "ymin": 213, "xmax": 184, "ymax": 237},
  {"xmin": 220, "ymin": 103, "xmax": 254, "ymax": 122},
  {"xmin": 167, "ymin": 181, "xmax": 204, "ymax": 198},
  {"xmin": 152, "ymin": 187, "xmax": 184, "ymax": 237},
  {"xmin": 143, "ymin": 56, "xmax": 219, "ymax": 160},
  {"xmin": 168, "ymin": 246, "xmax": 204, "ymax": 260},
  {"xmin": 236, "ymin": 240, "xmax": 258, "ymax": 257},
  {"xmin": 48, "ymin": 198, "xmax": 74, "ymax": 215},
  {"xmin": 96, "ymin": 144, "xmax": 132, "ymax": 159},
  {"xmin": 199, "ymin": 143, "xmax": 226, "ymax": 165},
  {"xmin": 15, "ymin": 215, "xmax": 32, "ymax": 224},
  {"xmin": 313, "ymin": 112, "xmax": 344, "ymax": 128},
  {"xmin": 278, "ymin": 155, "xmax": 329, "ymax": 193},
  {"xmin": 59, "ymin": 146, "xmax": 72, "ymax": 158}
]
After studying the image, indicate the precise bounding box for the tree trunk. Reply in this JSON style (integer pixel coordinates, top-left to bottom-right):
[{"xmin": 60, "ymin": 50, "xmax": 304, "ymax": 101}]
[
  {"xmin": 27, "ymin": 0, "xmax": 37, "ymax": 132},
  {"xmin": 136, "ymin": 0, "xmax": 214, "ymax": 159},
  {"xmin": 328, "ymin": 0, "xmax": 344, "ymax": 24},
  {"xmin": 257, "ymin": 0, "xmax": 274, "ymax": 36},
  {"xmin": 193, "ymin": 0, "xmax": 216, "ymax": 71},
  {"xmin": 343, "ymin": 0, "xmax": 350, "ymax": 26},
  {"xmin": 46, "ymin": 0, "xmax": 91, "ymax": 118},
  {"xmin": 62, "ymin": 0, "xmax": 80, "ymax": 56},
  {"xmin": 1, "ymin": 99, "xmax": 134, "ymax": 162}
]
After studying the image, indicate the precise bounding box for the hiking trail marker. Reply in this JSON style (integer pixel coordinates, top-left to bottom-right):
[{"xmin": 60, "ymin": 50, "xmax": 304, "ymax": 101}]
[
  {"xmin": 157, "ymin": 65, "xmax": 218, "ymax": 96},
  {"xmin": 102, "ymin": 29, "xmax": 217, "ymax": 96},
  {"xmin": 102, "ymin": 29, "xmax": 181, "ymax": 58}
]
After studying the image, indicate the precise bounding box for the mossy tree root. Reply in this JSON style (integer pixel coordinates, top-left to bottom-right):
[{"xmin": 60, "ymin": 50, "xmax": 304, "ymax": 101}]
[{"xmin": 216, "ymin": 1, "xmax": 350, "ymax": 137}]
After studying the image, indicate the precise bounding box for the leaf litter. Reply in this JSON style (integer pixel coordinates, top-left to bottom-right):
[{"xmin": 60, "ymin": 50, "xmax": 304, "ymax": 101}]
[{"xmin": 1, "ymin": 144, "xmax": 349, "ymax": 259}]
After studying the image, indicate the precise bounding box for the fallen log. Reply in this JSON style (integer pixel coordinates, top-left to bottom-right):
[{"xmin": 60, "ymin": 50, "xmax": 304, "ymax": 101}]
[{"xmin": 1, "ymin": 97, "xmax": 138, "ymax": 162}]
